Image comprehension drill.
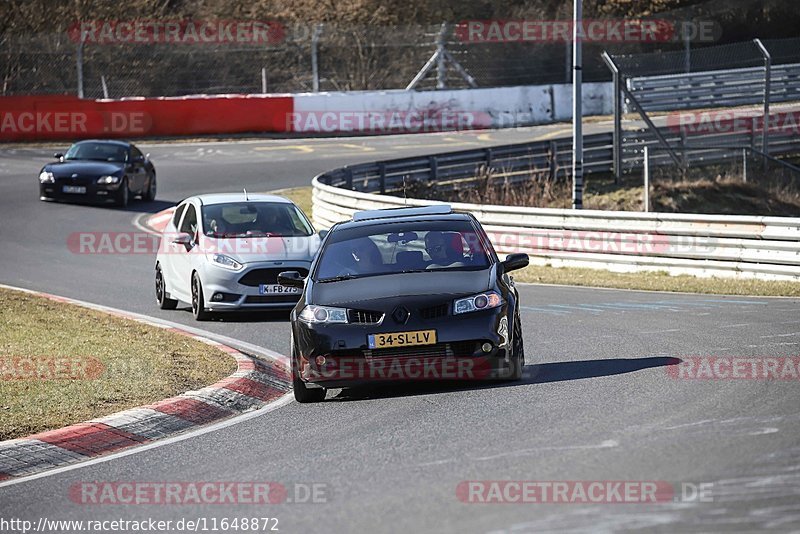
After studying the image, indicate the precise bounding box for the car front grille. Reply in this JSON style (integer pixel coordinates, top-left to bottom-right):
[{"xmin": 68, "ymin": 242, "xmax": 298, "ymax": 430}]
[
  {"xmin": 244, "ymin": 295, "xmax": 301, "ymax": 304},
  {"xmin": 365, "ymin": 340, "xmax": 480, "ymax": 360},
  {"xmin": 239, "ymin": 268, "xmax": 308, "ymax": 287},
  {"xmin": 418, "ymin": 303, "xmax": 449, "ymax": 320},
  {"xmin": 348, "ymin": 309, "xmax": 384, "ymax": 324}
]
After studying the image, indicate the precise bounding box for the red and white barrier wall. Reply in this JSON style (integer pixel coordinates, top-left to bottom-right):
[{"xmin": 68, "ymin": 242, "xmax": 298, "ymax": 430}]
[{"xmin": 0, "ymin": 83, "xmax": 611, "ymax": 141}]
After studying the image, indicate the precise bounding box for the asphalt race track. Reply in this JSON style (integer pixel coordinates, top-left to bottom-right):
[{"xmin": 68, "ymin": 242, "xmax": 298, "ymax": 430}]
[{"xmin": 2, "ymin": 126, "xmax": 800, "ymax": 532}]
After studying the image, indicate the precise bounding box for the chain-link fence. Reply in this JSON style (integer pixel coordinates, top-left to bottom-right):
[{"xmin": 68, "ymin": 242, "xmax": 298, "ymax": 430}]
[
  {"xmin": 1, "ymin": 19, "xmax": 712, "ymax": 98},
  {"xmin": 610, "ymin": 37, "xmax": 800, "ymax": 77}
]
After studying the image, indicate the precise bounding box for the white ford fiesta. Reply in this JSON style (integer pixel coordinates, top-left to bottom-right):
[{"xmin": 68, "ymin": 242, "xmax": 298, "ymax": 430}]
[{"xmin": 155, "ymin": 193, "xmax": 322, "ymax": 320}]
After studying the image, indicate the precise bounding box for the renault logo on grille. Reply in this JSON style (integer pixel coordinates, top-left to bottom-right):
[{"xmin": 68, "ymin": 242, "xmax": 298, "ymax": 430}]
[{"xmin": 392, "ymin": 306, "xmax": 410, "ymax": 324}]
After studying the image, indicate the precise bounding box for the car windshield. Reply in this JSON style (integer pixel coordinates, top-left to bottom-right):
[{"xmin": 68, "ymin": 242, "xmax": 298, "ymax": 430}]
[
  {"xmin": 201, "ymin": 202, "xmax": 313, "ymax": 238},
  {"xmin": 64, "ymin": 142, "xmax": 128, "ymax": 162},
  {"xmin": 315, "ymin": 219, "xmax": 491, "ymax": 282}
]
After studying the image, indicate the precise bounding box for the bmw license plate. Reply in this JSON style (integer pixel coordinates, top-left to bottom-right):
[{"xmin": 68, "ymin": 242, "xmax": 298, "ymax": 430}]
[
  {"xmin": 368, "ymin": 330, "xmax": 437, "ymax": 349},
  {"xmin": 259, "ymin": 284, "xmax": 300, "ymax": 295},
  {"xmin": 63, "ymin": 185, "xmax": 86, "ymax": 194}
]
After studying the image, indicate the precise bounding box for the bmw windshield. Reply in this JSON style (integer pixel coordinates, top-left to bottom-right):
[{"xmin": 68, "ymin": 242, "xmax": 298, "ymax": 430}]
[
  {"xmin": 201, "ymin": 202, "xmax": 314, "ymax": 238},
  {"xmin": 64, "ymin": 142, "xmax": 128, "ymax": 162},
  {"xmin": 315, "ymin": 220, "xmax": 491, "ymax": 282}
]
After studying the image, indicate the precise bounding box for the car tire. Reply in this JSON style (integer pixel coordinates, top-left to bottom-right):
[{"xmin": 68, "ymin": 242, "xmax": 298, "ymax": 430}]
[
  {"xmin": 191, "ymin": 273, "xmax": 211, "ymax": 321},
  {"xmin": 508, "ymin": 312, "xmax": 525, "ymax": 380},
  {"xmin": 144, "ymin": 174, "xmax": 157, "ymax": 202},
  {"xmin": 155, "ymin": 263, "xmax": 178, "ymax": 310},
  {"xmin": 115, "ymin": 177, "xmax": 130, "ymax": 208},
  {"xmin": 291, "ymin": 336, "xmax": 326, "ymax": 403}
]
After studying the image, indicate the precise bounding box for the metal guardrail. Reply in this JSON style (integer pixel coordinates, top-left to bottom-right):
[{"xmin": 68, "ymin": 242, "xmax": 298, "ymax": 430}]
[
  {"xmin": 312, "ymin": 125, "xmax": 800, "ymax": 282},
  {"xmin": 626, "ymin": 63, "xmax": 800, "ymax": 112}
]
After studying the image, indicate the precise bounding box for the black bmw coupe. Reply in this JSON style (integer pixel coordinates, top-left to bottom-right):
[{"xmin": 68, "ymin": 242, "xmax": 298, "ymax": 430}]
[
  {"xmin": 278, "ymin": 205, "xmax": 529, "ymax": 402},
  {"xmin": 38, "ymin": 139, "xmax": 156, "ymax": 207}
]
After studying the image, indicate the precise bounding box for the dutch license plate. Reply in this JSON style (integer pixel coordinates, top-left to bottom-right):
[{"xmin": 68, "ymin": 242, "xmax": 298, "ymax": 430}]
[
  {"xmin": 259, "ymin": 284, "xmax": 300, "ymax": 295},
  {"xmin": 63, "ymin": 185, "xmax": 86, "ymax": 194},
  {"xmin": 368, "ymin": 330, "xmax": 437, "ymax": 349}
]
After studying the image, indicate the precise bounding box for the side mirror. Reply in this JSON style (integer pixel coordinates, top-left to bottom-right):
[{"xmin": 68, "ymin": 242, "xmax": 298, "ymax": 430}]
[
  {"xmin": 278, "ymin": 271, "xmax": 305, "ymax": 289},
  {"xmin": 171, "ymin": 232, "xmax": 193, "ymax": 247},
  {"xmin": 501, "ymin": 253, "xmax": 529, "ymax": 273},
  {"xmin": 145, "ymin": 153, "xmax": 150, "ymax": 162},
  {"xmin": 318, "ymin": 229, "xmax": 329, "ymax": 239},
  {"xmin": 54, "ymin": 153, "xmax": 64, "ymax": 160}
]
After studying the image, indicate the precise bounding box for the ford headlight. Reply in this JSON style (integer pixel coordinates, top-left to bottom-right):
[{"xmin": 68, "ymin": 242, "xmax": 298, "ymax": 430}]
[
  {"xmin": 299, "ymin": 305, "xmax": 349, "ymax": 324},
  {"xmin": 39, "ymin": 171, "xmax": 55, "ymax": 183},
  {"xmin": 453, "ymin": 291, "xmax": 503, "ymax": 314},
  {"xmin": 96, "ymin": 175, "xmax": 120, "ymax": 184},
  {"xmin": 209, "ymin": 253, "xmax": 243, "ymax": 271}
]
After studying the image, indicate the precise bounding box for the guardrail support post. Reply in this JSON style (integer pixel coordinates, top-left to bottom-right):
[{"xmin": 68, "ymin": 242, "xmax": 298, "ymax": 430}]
[
  {"xmin": 643, "ymin": 145, "xmax": 650, "ymax": 212},
  {"xmin": 549, "ymin": 141, "xmax": 558, "ymax": 181},
  {"xmin": 429, "ymin": 156, "xmax": 438, "ymax": 181},
  {"xmin": 485, "ymin": 148, "xmax": 493, "ymax": 168},
  {"xmin": 345, "ymin": 167, "xmax": 353, "ymax": 190},
  {"xmin": 379, "ymin": 163, "xmax": 386, "ymax": 194},
  {"xmin": 754, "ymin": 38, "xmax": 771, "ymax": 171},
  {"xmin": 742, "ymin": 148, "xmax": 748, "ymax": 183}
]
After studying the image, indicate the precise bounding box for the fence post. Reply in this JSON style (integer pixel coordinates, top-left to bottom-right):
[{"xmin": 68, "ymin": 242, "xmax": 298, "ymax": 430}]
[
  {"xmin": 601, "ymin": 51, "xmax": 621, "ymax": 183},
  {"xmin": 261, "ymin": 68, "xmax": 268, "ymax": 93},
  {"xmin": 436, "ymin": 23, "xmax": 448, "ymax": 90},
  {"xmin": 311, "ymin": 24, "xmax": 323, "ymax": 92},
  {"xmin": 100, "ymin": 75, "xmax": 109, "ymax": 98},
  {"xmin": 643, "ymin": 145, "xmax": 650, "ymax": 212},
  {"xmin": 754, "ymin": 39, "xmax": 771, "ymax": 170},
  {"xmin": 683, "ymin": 30, "xmax": 691, "ymax": 73},
  {"xmin": 742, "ymin": 148, "xmax": 748, "ymax": 183},
  {"xmin": 76, "ymin": 35, "xmax": 85, "ymax": 98}
]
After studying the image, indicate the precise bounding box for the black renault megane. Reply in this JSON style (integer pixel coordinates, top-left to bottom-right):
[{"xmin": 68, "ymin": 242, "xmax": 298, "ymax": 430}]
[
  {"xmin": 38, "ymin": 139, "xmax": 156, "ymax": 207},
  {"xmin": 278, "ymin": 205, "xmax": 529, "ymax": 402}
]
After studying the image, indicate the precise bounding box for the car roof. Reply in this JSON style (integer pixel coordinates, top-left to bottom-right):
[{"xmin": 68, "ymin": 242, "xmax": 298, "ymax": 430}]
[
  {"xmin": 187, "ymin": 193, "xmax": 296, "ymax": 206},
  {"xmin": 335, "ymin": 210, "xmax": 473, "ymax": 231},
  {"xmin": 73, "ymin": 139, "xmax": 131, "ymax": 147}
]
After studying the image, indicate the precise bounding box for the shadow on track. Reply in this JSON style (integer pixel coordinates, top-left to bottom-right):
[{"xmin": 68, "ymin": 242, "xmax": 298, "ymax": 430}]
[
  {"xmin": 328, "ymin": 356, "xmax": 682, "ymax": 402},
  {"xmin": 175, "ymin": 307, "xmax": 291, "ymax": 323}
]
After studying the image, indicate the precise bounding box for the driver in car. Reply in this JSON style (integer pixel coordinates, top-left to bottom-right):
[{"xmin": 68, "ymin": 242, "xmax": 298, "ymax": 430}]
[{"xmin": 425, "ymin": 231, "xmax": 464, "ymax": 267}]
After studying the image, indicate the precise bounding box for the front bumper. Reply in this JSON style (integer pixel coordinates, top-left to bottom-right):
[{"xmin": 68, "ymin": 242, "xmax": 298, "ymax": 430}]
[
  {"xmin": 293, "ymin": 306, "xmax": 515, "ymax": 386},
  {"xmin": 40, "ymin": 181, "xmax": 121, "ymax": 203},
  {"xmin": 201, "ymin": 261, "xmax": 309, "ymax": 312}
]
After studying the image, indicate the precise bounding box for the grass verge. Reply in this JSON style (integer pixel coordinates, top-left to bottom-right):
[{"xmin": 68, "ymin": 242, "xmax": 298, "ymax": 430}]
[
  {"xmin": 0, "ymin": 287, "xmax": 236, "ymax": 441},
  {"xmin": 271, "ymin": 186, "xmax": 313, "ymax": 219},
  {"xmin": 513, "ymin": 264, "xmax": 800, "ymax": 297}
]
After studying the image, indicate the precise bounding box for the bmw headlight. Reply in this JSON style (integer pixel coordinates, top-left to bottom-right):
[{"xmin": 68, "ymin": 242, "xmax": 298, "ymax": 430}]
[
  {"xmin": 209, "ymin": 253, "xmax": 243, "ymax": 271},
  {"xmin": 39, "ymin": 171, "xmax": 55, "ymax": 183},
  {"xmin": 96, "ymin": 175, "xmax": 120, "ymax": 184},
  {"xmin": 299, "ymin": 305, "xmax": 349, "ymax": 324},
  {"xmin": 453, "ymin": 291, "xmax": 503, "ymax": 314}
]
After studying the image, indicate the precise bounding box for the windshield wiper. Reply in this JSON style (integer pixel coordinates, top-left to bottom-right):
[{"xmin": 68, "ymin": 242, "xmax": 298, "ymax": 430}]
[{"xmin": 318, "ymin": 273, "xmax": 360, "ymax": 283}]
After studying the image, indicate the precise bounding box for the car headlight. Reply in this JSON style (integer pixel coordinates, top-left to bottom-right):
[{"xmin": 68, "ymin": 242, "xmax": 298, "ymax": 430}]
[
  {"xmin": 39, "ymin": 171, "xmax": 55, "ymax": 183},
  {"xmin": 453, "ymin": 291, "xmax": 503, "ymax": 314},
  {"xmin": 96, "ymin": 175, "xmax": 120, "ymax": 184},
  {"xmin": 299, "ymin": 305, "xmax": 349, "ymax": 324},
  {"xmin": 208, "ymin": 253, "xmax": 243, "ymax": 271}
]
